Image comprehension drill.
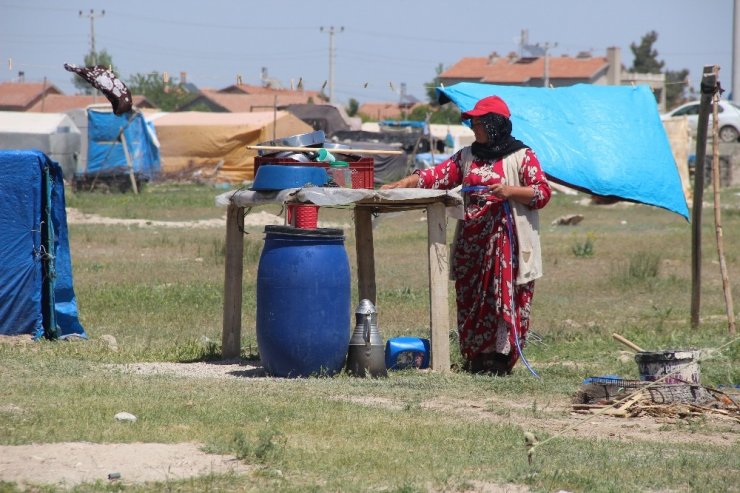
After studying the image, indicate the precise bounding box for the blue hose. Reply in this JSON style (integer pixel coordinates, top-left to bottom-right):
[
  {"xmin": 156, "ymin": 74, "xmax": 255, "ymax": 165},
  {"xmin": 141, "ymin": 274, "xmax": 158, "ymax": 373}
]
[{"xmin": 502, "ymin": 200, "xmax": 540, "ymax": 378}]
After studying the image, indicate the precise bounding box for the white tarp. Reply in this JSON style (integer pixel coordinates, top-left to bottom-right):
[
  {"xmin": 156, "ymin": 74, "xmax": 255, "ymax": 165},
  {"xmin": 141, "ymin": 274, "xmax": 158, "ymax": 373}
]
[{"xmin": 0, "ymin": 112, "xmax": 81, "ymax": 179}]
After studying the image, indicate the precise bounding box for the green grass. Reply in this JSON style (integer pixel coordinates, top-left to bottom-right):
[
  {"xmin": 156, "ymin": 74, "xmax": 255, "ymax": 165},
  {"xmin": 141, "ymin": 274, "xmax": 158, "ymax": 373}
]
[{"xmin": 1, "ymin": 183, "xmax": 739, "ymax": 492}]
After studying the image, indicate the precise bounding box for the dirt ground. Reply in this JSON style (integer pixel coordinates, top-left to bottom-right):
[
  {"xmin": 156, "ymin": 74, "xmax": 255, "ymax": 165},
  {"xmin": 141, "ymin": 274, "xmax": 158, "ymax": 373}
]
[
  {"xmin": 2, "ymin": 210, "xmax": 734, "ymax": 489},
  {"xmin": 0, "ymin": 441, "xmax": 251, "ymax": 489},
  {"xmin": 64, "ymin": 207, "xmax": 350, "ymax": 230},
  {"xmin": 1, "ymin": 357, "xmax": 737, "ymax": 489}
]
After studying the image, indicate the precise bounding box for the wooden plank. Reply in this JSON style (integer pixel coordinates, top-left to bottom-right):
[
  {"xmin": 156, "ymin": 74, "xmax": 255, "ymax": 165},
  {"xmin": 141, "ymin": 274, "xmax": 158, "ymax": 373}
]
[
  {"xmin": 426, "ymin": 202, "xmax": 450, "ymax": 371},
  {"xmin": 222, "ymin": 204, "xmax": 244, "ymax": 359},
  {"xmin": 354, "ymin": 207, "xmax": 376, "ymax": 305}
]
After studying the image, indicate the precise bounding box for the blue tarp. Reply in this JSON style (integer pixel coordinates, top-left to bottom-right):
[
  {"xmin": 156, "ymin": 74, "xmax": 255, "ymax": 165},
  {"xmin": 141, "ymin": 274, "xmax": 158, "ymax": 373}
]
[
  {"xmin": 0, "ymin": 150, "xmax": 86, "ymax": 339},
  {"xmin": 415, "ymin": 152, "xmax": 451, "ymax": 169},
  {"xmin": 85, "ymin": 109, "xmax": 160, "ymax": 178},
  {"xmin": 437, "ymin": 83, "xmax": 689, "ymax": 219}
]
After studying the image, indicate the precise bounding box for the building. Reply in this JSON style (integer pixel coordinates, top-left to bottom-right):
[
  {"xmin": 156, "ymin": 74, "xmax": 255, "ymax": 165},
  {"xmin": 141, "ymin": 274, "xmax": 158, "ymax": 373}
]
[
  {"xmin": 0, "ymin": 81, "xmax": 155, "ymax": 113},
  {"xmin": 178, "ymin": 83, "xmax": 325, "ymax": 112},
  {"xmin": 439, "ymin": 47, "xmax": 666, "ymax": 112}
]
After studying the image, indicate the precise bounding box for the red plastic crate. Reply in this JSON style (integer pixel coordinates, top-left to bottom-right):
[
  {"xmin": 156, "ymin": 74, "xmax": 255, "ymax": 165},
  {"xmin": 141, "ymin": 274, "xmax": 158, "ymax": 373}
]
[{"xmin": 254, "ymin": 156, "xmax": 374, "ymax": 189}]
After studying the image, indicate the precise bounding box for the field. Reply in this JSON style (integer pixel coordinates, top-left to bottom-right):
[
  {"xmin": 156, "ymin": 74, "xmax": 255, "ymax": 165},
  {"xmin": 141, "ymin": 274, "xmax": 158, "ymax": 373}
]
[{"xmin": 0, "ymin": 182, "xmax": 738, "ymax": 493}]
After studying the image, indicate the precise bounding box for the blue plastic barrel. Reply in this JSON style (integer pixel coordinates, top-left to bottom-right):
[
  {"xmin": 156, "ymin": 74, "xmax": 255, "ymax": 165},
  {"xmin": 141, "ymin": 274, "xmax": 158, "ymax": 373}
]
[{"xmin": 256, "ymin": 225, "xmax": 351, "ymax": 377}]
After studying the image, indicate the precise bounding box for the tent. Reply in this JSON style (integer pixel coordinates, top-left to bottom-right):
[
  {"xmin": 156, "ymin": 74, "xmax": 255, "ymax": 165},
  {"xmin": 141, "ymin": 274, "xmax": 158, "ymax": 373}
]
[
  {"xmin": 428, "ymin": 124, "xmax": 475, "ymax": 151},
  {"xmin": 0, "ymin": 150, "xmax": 86, "ymax": 339},
  {"xmin": 79, "ymin": 107, "xmax": 160, "ymax": 189},
  {"xmin": 283, "ymin": 104, "xmax": 353, "ymax": 136},
  {"xmin": 148, "ymin": 111, "xmax": 314, "ymax": 183},
  {"xmin": 0, "ymin": 112, "xmax": 81, "ymax": 180},
  {"xmin": 437, "ymin": 83, "xmax": 689, "ymax": 219}
]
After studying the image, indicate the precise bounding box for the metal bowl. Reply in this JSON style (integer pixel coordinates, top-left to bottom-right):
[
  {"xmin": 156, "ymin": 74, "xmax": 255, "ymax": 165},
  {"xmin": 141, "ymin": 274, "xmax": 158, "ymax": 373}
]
[{"xmin": 256, "ymin": 131, "xmax": 326, "ymax": 156}]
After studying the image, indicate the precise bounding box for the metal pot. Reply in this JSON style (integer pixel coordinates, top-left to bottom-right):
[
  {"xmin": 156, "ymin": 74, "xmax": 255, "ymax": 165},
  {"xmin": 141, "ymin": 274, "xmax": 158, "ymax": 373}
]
[{"xmin": 345, "ymin": 299, "xmax": 387, "ymax": 378}]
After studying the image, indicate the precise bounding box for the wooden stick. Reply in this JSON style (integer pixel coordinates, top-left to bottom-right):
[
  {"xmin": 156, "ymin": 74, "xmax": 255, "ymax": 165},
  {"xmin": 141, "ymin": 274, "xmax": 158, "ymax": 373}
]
[
  {"xmin": 246, "ymin": 145, "xmax": 404, "ymax": 155},
  {"xmin": 691, "ymin": 65, "xmax": 718, "ymax": 328},
  {"xmin": 709, "ymin": 85, "xmax": 737, "ymax": 335},
  {"xmin": 612, "ymin": 333, "xmax": 645, "ymax": 352}
]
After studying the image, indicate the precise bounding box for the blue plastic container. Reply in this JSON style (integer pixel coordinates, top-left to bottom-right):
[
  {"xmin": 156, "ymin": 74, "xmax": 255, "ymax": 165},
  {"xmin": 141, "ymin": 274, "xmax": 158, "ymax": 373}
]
[
  {"xmin": 256, "ymin": 225, "xmax": 351, "ymax": 377},
  {"xmin": 385, "ymin": 337, "xmax": 430, "ymax": 370}
]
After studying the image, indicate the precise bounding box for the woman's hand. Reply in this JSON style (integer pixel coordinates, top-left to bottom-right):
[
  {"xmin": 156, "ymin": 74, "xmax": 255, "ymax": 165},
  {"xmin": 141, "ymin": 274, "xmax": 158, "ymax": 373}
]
[
  {"xmin": 380, "ymin": 174, "xmax": 419, "ymax": 189},
  {"xmin": 487, "ymin": 183, "xmax": 510, "ymax": 199},
  {"xmin": 487, "ymin": 184, "xmax": 534, "ymax": 204}
]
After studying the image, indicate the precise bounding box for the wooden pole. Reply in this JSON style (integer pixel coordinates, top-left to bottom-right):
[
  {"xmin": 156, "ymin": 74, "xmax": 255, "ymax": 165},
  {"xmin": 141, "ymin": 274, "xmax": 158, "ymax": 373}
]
[
  {"xmin": 246, "ymin": 145, "xmax": 404, "ymax": 155},
  {"xmin": 354, "ymin": 208, "xmax": 377, "ymax": 305},
  {"xmin": 690, "ymin": 66, "xmax": 718, "ymax": 328},
  {"xmin": 119, "ymin": 133, "xmax": 138, "ymax": 195},
  {"xmin": 710, "ymin": 86, "xmax": 737, "ymax": 335},
  {"xmin": 222, "ymin": 204, "xmax": 245, "ymax": 359},
  {"xmin": 426, "ymin": 202, "xmax": 450, "ymax": 371}
]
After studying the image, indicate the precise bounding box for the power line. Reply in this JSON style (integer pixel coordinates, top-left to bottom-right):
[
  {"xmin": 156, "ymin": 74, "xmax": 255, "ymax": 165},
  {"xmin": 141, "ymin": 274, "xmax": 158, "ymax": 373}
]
[{"xmin": 79, "ymin": 9, "xmax": 105, "ymax": 65}]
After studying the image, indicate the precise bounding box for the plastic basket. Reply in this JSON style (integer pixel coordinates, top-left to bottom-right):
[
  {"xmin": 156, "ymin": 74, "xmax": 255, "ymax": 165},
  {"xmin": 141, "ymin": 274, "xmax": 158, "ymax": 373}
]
[{"xmin": 287, "ymin": 204, "xmax": 319, "ymax": 229}]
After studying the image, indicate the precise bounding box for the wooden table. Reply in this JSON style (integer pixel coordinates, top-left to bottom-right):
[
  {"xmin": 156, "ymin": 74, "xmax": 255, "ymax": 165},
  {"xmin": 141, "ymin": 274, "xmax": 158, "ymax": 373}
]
[{"xmin": 217, "ymin": 187, "xmax": 463, "ymax": 371}]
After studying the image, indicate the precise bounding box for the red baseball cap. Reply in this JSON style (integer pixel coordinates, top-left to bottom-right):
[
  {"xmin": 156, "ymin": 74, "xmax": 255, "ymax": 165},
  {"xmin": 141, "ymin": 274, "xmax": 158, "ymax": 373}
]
[{"xmin": 461, "ymin": 95, "xmax": 511, "ymax": 119}]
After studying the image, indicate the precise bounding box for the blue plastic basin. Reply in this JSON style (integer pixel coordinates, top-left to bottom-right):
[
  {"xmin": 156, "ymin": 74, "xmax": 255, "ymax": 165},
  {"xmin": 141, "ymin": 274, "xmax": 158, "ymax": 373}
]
[{"xmin": 251, "ymin": 165, "xmax": 328, "ymax": 191}]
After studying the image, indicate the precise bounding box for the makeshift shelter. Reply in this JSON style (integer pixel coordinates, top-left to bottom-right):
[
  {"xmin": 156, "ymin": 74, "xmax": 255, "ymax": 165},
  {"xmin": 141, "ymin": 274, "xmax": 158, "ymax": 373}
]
[
  {"xmin": 0, "ymin": 111, "xmax": 81, "ymax": 180},
  {"xmin": 76, "ymin": 107, "xmax": 160, "ymax": 191},
  {"xmin": 437, "ymin": 83, "xmax": 689, "ymax": 219},
  {"xmin": 0, "ymin": 150, "xmax": 86, "ymax": 339},
  {"xmin": 148, "ymin": 111, "xmax": 313, "ymax": 183},
  {"xmin": 283, "ymin": 104, "xmax": 353, "ymax": 136}
]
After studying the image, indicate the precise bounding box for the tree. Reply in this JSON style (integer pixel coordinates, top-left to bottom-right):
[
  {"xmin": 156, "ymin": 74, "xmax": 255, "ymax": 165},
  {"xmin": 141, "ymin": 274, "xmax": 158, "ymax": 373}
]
[
  {"xmin": 665, "ymin": 69, "xmax": 690, "ymax": 109},
  {"xmin": 629, "ymin": 31, "xmax": 664, "ymax": 74},
  {"xmin": 629, "ymin": 31, "xmax": 689, "ymax": 110},
  {"xmin": 425, "ymin": 63, "xmax": 445, "ymax": 104},
  {"xmin": 346, "ymin": 98, "xmax": 359, "ymax": 117},
  {"xmin": 72, "ymin": 49, "xmax": 117, "ymax": 94},
  {"xmin": 127, "ymin": 72, "xmax": 196, "ymax": 111},
  {"xmin": 407, "ymin": 104, "xmax": 460, "ymax": 124}
]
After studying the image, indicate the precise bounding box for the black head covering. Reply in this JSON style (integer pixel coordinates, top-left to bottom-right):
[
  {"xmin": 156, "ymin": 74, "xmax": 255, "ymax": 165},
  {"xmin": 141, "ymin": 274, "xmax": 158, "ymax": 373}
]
[
  {"xmin": 470, "ymin": 112, "xmax": 528, "ymax": 161},
  {"xmin": 64, "ymin": 63, "xmax": 133, "ymax": 115}
]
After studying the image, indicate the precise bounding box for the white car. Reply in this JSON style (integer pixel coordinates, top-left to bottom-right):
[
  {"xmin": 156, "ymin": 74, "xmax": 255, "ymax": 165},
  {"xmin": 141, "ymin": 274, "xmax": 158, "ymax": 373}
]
[{"xmin": 661, "ymin": 100, "xmax": 740, "ymax": 142}]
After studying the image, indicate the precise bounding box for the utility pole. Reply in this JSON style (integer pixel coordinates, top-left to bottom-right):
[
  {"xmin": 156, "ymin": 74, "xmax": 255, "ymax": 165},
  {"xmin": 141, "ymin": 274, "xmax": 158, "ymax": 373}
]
[
  {"xmin": 517, "ymin": 31, "xmax": 557, "ymax": 87},
  {"xmin": 542, "ymin": 41, "xmax": 557, "ymax": 87},
  {"xmin": 733, "ymin": 0, "xmax": 740, "ymax": 101},
  {"xmin": 320, "ymin": 26, "xmax": 343, "ymax": 103},
  {"xmin": 79, "ymin": 9, "xmax": 105, "ymax": 65}
]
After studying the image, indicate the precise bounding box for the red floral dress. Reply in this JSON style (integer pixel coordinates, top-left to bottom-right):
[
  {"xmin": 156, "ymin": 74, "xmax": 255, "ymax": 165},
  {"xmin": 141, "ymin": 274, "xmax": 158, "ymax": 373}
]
[{"xmin": 416, "ymin": 148, "xmax": 551, "ymax": 369}]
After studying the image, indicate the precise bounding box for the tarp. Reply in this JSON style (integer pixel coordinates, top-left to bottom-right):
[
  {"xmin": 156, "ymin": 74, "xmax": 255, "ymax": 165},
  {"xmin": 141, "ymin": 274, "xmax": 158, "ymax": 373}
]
[
  {"xmin": 0, "ymin": 111, "xmax": 81, "ymax": 180},
  {"xmin": 437, "ymin": 83, "xmax": 690, "ymax": 219},
  {"xmin": 362, "ymin": 123, "xmax": 475, "ymax": 151},
  {"xmin": 415, "ymin": 152, "xmax": 451, "ymax": 170},
  {"xmin": 283, "ymin": 104, "xmax": 351, "ymax": 136},
  {"xmin": 148, "ymin": 111, "xmax": 313, "ymax": 183},
  {"xmin": 0, "ymin": 150, "xmax": 86, "ymax": 339},
  {"xmin": 86, "ymin": 108, "xmax": 160, "ymax": 178}
]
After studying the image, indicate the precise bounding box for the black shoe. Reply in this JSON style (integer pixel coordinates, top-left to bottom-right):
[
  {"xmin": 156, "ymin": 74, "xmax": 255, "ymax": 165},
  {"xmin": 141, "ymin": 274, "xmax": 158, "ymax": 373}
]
[{"xmin": 463, "ymin": 353, "xmax": 512, "ymax": 376}]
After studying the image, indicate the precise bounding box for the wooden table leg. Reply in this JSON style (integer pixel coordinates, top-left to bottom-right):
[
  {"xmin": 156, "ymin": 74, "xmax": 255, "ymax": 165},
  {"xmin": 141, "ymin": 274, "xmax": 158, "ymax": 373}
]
[
  {"xmin": 426, "ymin": 202, "xmax": 450, "ymax": 371},
  {"xmin": 222, "ymin": 204, "xmax": 244, "ymax": 359},
  {"xmin": 354, "ymin": 207, "xmax": 376, "ymax": 305}
]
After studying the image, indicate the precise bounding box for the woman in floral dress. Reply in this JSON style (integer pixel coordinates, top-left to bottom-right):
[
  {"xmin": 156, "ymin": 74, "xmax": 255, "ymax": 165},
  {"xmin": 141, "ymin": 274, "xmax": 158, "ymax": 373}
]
[{"xmin": 381, "ymin": 96, "xmax": 551, "ymax": 375}]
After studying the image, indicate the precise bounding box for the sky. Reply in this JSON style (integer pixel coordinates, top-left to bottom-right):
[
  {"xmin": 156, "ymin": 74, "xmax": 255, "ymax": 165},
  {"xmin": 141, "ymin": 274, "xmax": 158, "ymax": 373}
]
[{"xmin": 0, "ymin": 0, "xmax": 734, "ymax": 106}]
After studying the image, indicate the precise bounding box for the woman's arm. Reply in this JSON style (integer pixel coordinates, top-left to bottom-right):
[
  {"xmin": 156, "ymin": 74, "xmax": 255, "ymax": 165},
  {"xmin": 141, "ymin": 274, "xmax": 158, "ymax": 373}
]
[
  {"xmin": 487, "ymin": 183, "xmax": 535, "ymax": 204},
  {"xmin": 489, "ymin": 149, "xmax": 551, "ymax": 208},
  {"xmin": 380, "ymin": 173, "xmax": 420, "ymax": 189},
  {"xmin": 381, "ymin": 150, "xmax": 463, "ymax": 190}
]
